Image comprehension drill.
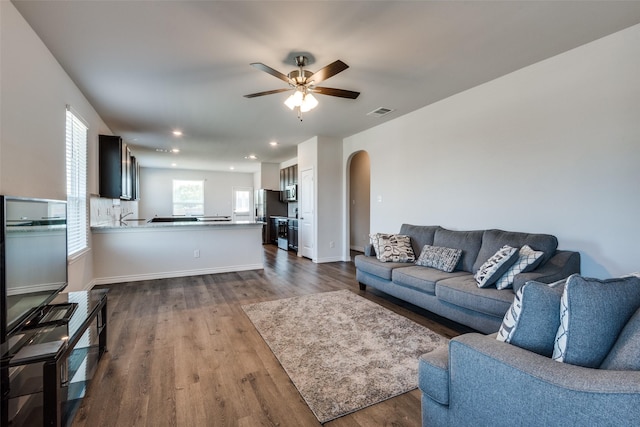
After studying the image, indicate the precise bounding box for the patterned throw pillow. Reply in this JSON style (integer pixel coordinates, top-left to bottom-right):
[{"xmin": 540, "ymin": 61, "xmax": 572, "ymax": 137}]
[
  {"xmin": 552, "ymin": 274, "xmax": 640, "ymax": 368},
  {"xmin": 495, "ymin": 245, "xmax": 544, "ymax": 290},
  {"xmin": 415, "ymin": 245, "xmax": 462, "ymax": 273},
  {"xmin": 497, "ymin": 279, "xmax": 565, "ymax": 357},
  {"xmin": 474, "ymin": 245, "xmax": 519, "ymax": 288},
  {"xmin": 369, "ymin": 233, "xmax": 415, "ymax": 263}
]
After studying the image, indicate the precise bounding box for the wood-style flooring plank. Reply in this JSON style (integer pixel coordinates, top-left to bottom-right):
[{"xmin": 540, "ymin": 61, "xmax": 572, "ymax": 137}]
[{"xmin": 76, "ymin": 245, "xmax": 468, "ymax": 427}]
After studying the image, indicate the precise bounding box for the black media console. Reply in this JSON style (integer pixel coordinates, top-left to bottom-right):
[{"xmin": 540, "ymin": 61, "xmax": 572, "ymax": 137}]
[{"xmin": 2, "ymin": 289, "xmax": 108, "ymax": 427}]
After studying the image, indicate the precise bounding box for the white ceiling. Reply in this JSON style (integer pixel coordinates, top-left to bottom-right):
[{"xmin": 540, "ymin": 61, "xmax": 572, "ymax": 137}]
[{"xmin": 12, "ymin": 1, "xmax": 640, "ymax": 173}]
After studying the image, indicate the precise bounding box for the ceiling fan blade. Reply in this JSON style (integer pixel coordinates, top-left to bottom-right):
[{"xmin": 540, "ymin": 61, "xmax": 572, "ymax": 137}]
[
  {"xmin": 250, "ymin": 62, "xmax": 292, "ymax": 84},
  {"xmin": 309, "ymin": 60, "xmax": 349, "ymax": 84},
  {"xmin": 244, "ymin": 88, "xmax": 292, "ymax": 98},
  {"xmin": 312, "ymin": 87, "xmax": 360, "ymax": 99}
]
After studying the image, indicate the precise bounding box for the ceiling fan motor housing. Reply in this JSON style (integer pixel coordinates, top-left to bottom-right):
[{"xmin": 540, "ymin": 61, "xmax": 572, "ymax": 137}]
[{"xmin": 288, "ymin": 69, "xmax": 313, "ymax": 85}]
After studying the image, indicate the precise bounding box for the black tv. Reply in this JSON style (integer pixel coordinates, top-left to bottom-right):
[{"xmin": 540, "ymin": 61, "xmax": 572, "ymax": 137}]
[{"xmin": 0, "ymin": 196, "xmax": 68, "ymax": 345}]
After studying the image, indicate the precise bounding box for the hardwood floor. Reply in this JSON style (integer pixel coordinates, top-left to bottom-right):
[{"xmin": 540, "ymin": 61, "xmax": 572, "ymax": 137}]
[{"xmin": 73, "ymin": 245, "xmax": 469, "ymax": 427}]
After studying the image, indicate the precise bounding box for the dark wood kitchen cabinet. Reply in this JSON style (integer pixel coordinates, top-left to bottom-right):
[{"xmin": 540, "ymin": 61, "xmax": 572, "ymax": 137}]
[
  {"xmin": 269, "ymin": 217, "xmax": 279, "ymax": 245},
  {"xmin": 99, "ymin": 135, "xmax": 136, "ymax": 200},
  {"xmin": 279, "ymin": 164, "xmax": 298, "ymax": 195},
  {"xmin": 131, "ymin": 155, "xmax": 140, "ymax": 200},
  {"xmin": 288, "ymin": 219, "xmax": 298, "ymax": 252}
]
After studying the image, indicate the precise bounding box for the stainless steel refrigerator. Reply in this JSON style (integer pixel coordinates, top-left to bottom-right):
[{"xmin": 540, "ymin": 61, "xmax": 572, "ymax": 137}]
[{"xmin": 255, "ymin": 189, "xmax": 288, "ymax": 244}]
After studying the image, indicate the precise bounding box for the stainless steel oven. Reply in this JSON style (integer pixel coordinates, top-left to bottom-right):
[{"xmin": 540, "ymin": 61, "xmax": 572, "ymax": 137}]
[{"xmin": 277, "ymin": 218, "xmax": 289, "ymax": 250}]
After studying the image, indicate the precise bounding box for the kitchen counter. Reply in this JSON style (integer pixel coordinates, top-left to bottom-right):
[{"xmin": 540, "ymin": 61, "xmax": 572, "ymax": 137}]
[
  {"xmin": 91, "ymin": 220, "xmax": 263, "ymax": 284},
  {"xmin": 91, "ymin": 219, "xmax": 260, "ymax": 231}
]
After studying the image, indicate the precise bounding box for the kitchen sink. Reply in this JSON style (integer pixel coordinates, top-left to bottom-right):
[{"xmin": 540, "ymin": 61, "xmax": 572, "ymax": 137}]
[{"xmin": 148, "ymin": 217, "xmax": 199, "ymax": 223}]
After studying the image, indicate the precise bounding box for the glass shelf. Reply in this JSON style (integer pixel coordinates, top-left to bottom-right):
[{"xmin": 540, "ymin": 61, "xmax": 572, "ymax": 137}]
[{"xmin": 3, "ymin": 289, "xmax": 108, "ymax": 427}]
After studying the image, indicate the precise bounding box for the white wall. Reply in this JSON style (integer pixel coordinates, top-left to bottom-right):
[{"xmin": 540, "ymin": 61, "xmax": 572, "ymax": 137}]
[
  {"xmin": 298, "ymin": 136, "xmax": 344, "ymax": 263},
  {"xmin": 253, "ymin": 162, "xmax": 281, "ymax": 191},
  {"xmin": 316, "ymin": 136, "xmax": 344, "ymax": 262},
  {"xmin": 343, "ymin": 23, "xmax": 640, "ymax": 278},
  {"xmin": 1, "ymin": 2, "xmax": 112, "ymax": 291},
  {"xmin": 138, "ymin": 167, "xmax": 254, "ymax": 219}
]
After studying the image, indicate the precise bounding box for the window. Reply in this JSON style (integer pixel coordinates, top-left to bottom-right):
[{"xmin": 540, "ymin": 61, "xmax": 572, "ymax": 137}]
[
  {"xmin": 173, "ymin": 180, "xmax": 204, "ymax": 216},
  {"xmin": 66, "ymin": 106, "xmax": 88, "ymax": 256}
]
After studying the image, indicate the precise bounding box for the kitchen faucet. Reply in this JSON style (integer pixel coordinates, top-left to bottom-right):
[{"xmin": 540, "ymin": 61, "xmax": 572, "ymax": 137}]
[{"xmin": 119, "ymin": 211, "xmax": 133, "ymax": 224}]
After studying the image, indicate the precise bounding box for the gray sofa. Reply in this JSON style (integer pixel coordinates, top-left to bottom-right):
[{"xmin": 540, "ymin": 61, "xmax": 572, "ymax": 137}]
[
  {"xmin": 354, "ymin": 224, "xmax": 580, "ymax": 333},
  {"xmin": 419, "ymin": 274, "xmax": 640, "ymax": 426}
]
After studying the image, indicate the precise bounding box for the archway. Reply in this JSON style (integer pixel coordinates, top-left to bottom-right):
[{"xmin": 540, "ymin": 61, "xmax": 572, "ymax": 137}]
[{"xmin": 348, "ymin": 151, "xmax": 370, "ymax": 254}]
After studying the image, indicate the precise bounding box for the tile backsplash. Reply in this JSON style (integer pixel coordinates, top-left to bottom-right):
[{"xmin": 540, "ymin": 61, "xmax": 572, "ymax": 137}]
[{"xmin": 90, "ymin": 196, "xmax": 138, "ymax": 225}]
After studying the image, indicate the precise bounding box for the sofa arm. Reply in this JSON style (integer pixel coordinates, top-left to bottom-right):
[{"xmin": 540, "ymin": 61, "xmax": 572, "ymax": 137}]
[
  {"xmin": 513, "ymin": 250, "xmax": 580, "ymax": 292},
  {"xmin": 418, "ymin": 346, "xmax": 450, "ymax": 405},
  {"xmin": 447, "ymin": 333, "xmax": 640, "ymax": 426}
]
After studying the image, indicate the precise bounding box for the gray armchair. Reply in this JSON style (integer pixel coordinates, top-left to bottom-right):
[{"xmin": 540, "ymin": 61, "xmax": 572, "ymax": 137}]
[{"xmin": 419, "ymin": 332, "xmax": 640, "ymax": 426}]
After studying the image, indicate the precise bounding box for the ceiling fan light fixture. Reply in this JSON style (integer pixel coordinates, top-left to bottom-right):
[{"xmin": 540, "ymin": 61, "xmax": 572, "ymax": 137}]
[
  {"xmin": 285, "ymin": 90, "xmax": 305, "ymax": 110},
  {"xmin": 300, "ymin": 93, "xmax": 318, "ymax": 113}
]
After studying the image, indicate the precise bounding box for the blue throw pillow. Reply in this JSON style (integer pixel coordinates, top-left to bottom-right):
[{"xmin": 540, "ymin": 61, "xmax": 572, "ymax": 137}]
[
  {"xmin": 552, "ymin": 274, "xmax": 640, "ymax": 368},
  {"xmin": 600, "ymin": 306, "xmax": 640, "ymax": 370},
  {"xmin": 497, "ymin": 279, "xmax": 565, "ymax": 357}
]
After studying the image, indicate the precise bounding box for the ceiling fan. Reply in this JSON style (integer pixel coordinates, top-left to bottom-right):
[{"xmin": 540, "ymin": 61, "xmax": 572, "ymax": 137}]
[{"xmin": 244, "ymin": 55, "xmax": 360, "ymax": 119}]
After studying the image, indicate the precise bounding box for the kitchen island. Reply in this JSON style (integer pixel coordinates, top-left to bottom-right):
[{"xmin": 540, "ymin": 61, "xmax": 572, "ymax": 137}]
[{"xmin": 91, "ymin": 220, "xmax": 263, "ymax": 285}]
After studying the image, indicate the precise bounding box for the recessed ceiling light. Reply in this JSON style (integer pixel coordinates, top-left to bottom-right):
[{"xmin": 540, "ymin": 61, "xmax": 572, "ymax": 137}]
[
  {"xmin": 171, "ymin": 163, "xmax": 177, "ymax": 167},
  {"xmin": 172, "ymin": 130, "xmax": 183, "ymax": 136},
  {"xmin": 155, "ymin": 148, "xmax": 170, "ymax": 153},
  {"xmin": 244, "ymin": 154, "xmax": 258, "ymax": 160},
  {"xmin": 269, "ymin": 141, "xmax": 278, "ymax": 146},
  {"xmin": 229, "ymin": 166, "xmax": 235, "ymax": 170},
  {"xmin": 171, "ymin": 148, "xmax": 180, "ymax": 153}
]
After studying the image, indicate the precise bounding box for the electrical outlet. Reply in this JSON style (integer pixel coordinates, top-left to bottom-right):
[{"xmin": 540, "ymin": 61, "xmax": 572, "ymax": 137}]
[{"xmin": 194, "ymin": 249, "xmax": 200, "ymax": 258}]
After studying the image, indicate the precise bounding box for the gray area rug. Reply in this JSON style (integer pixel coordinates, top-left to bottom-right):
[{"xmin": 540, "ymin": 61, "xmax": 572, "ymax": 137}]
[{"xmin": 242, "ymin": 290, "xmax": 448, "ymax": 423}]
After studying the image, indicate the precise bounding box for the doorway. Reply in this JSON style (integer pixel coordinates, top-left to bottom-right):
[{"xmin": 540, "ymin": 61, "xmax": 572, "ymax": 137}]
[
  {"xmin": 232, "ymin": 187, "xmax": 253, "ymax": 222},
  {"xmin": 348, "ymin": 151, "xmax": 370, "ymax": 253}
]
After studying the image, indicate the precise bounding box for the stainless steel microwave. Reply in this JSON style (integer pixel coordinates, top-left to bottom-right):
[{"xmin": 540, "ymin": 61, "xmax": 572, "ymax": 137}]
[{"xmin": 285, "ymin": 184, "xmax": 297, "ymax": 202}]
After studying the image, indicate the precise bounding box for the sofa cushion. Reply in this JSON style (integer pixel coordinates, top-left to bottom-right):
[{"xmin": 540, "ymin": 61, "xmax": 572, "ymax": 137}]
[
  {"xmin": 497, "ymin": 279, "xmax": 565, "ymax": 357},
  {"xmin": 552, "ymin": 274, "xmax": 640, "ymax": 368},
  {"xmin": 473, "ymin": 229, "xmax": 558, "ymax": 273},
  {"xmin": 433, "ymin": 228, "xmax": 484, "ymax": 273},
  {"xmin": 415, "ymin": 245, "xmax": 462, "ymax": 273},
  {"xmin": 600, "ymin": 306, "xmax": 640, "ymax": 370},
  {"xmin": 369, "ymin": 233, "xmax": 415, "ymax": 263},
  {"xmin": 392, "ymin": 266, "xmax": 468, "ymax": 295},
  {"xmin": 399, "ymin": 224, "xmax": 441, "ymax": 260},
  {"xmin": 354, "ymin": 255, "xmax": 408, "ymax": 281},
  {"xmin": 474, "ymin": 245, "xmax": 519, "ymax": 288},
  {"xmin": 495, "ymin": 245, "xmax": 545, "ymax": 290},
  {"xmin": 436, "ymin": 275, "xmax": 514, "ymax": 317}
]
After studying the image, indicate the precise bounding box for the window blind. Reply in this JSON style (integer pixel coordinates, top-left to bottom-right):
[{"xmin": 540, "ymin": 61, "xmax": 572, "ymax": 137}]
[{"xmin": 66, "ymin": 106, "xmax": 88, "ymax": 256}]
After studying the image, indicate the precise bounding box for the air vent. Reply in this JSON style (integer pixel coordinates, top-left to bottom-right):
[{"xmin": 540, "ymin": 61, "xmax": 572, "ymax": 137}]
[{"xmin": 366, "ymin": 107, "xmax": 395, "ymax": 118}]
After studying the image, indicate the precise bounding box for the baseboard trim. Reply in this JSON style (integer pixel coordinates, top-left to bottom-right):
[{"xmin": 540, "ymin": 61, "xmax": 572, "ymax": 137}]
[
  {"xmin": 93, "ymin": 263, "xmax": 264, "ymax": 285},
  {"xmin": 83, "ymin": 279, "xmax": 97, "ymax": 291},
  {"xmin": 314, "ymin": 256, "xmax": 345, "ymax": 264}
]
